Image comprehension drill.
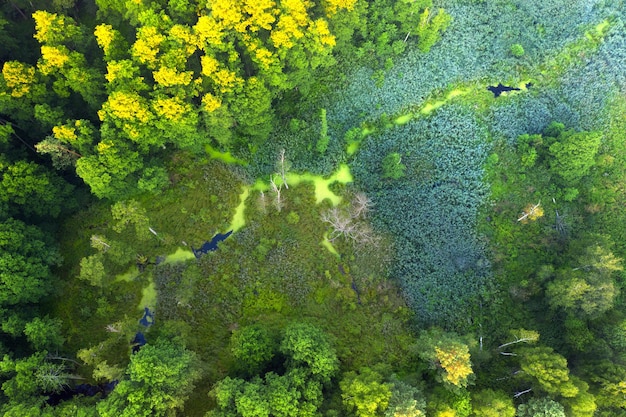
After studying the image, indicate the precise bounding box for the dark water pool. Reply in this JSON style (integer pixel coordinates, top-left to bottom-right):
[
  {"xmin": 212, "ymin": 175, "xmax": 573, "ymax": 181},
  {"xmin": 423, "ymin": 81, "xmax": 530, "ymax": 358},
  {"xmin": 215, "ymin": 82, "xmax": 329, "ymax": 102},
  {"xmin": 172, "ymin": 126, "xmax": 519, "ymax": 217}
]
[
  {"xmin": 192, "ymin": 230, "xmax": 233, "ymax": 258},
  {"xmin": 488, "ymin": 83, "xmax": 522, "ymax": 97}
]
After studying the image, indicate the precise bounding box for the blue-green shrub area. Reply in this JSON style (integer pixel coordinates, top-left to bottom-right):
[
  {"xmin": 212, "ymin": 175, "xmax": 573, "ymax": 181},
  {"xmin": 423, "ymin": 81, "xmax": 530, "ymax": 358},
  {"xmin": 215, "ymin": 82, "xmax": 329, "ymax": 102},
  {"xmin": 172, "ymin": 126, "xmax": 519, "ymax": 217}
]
[
  {"xmin": 323, "ymin": 0, "xmax": 607, "ymax": 135},
  {"xmin": 351, "ymin": 106, "xmax": 491, "ymax": 328},
  {"xmin": 489, "ymin": 17, "xmax": 626, "ymax": 142},
  {"xmin": 246, "ymin": 108, "xmax": 344, "ymax": 177}
]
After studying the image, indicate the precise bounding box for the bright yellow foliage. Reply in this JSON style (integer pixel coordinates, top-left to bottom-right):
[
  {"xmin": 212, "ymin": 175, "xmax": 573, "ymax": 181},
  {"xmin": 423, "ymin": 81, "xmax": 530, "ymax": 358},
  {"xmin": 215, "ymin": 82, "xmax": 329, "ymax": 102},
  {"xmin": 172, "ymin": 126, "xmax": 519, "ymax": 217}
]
[
  {"xmin": 39, "ymin": 45, "xmax": 70, "ymax": 74},
  {"xmin": 132, "ymin": 26, "xmax": 165, "ymax": 66},
  {"xmin": 123, "ymin": 123, "xmax": 140, "ymax": 139},
  {"xmin": 271, "ymin": 15, "xmax": 304, "ymax": 49},
  {"xmin": 94, "ymin": 24, "xmax": 115, "ymax": 55},
  {"xmin": 324, "ymin": 0, "xmax": 357, "ymax": 16},
  {"xmin": 52, "ymin": 124, "xmax": 77, "ymax": 141},
  {"xmin": 101, "ymin": 91, "xmax": 151, "ymax": 123},
  {"xmin": 194, "ymin": 16, "xmax": 224, "ymax": 46},
  {"xmin": 152, "ymin": 97, "xmax": 189, "ymax": 121},
  {"xmin": 2, "ymin": 62, "xmax": 35, "ymax": 98},
  {"xmin": 282, "ymin": 0, "xmax": 310, "ymax": 26},
  {"xmin": 169, "ymin": 25, "xmax": 198, "ymax": 55},
  {"xmin": 211, "ymin": 0, "xmax": 244, "ymax": 29},
  {"xmin": 435, "ymin": 344, "xmax": 473, "ymax": 387},
  {"xmin": 254, "ymin": 47, "xmax": 275, "ymax": 69},
  {"xmin": 201, "ymin": 93, "xmax": 222, "ymax": 112},
  {"xmin": 242, "ymin": 0, "xmax": 276, "ymax": 31},
  {"xmin": 313, "ymin": 18, "xmax": 336, "ymax": 47},
  {"xmin": 96, "ymin": 140, "xmax": 113, "ymax": 153},
  {"xmin": 32, "ymin": 10, "xmax": 57, "ymax": 43},
  {"xmin": 200, "ymin": 55, "xmax": 220, "ymax": 76},
  {"xmin": 435, "ymin": 409, "xmax": 457, "ymax": 417},
  {"xmin": 32, "ymin": 10, "xmax": 78, "ymax": 44},
  {"xmin": 212, "ymin": 69, "xmax": 242, "ymax": 93},
  {"xmin": 153, "ymin": 67, "xmax": 193, "ymax": 87},
  {"xmin": 105, "ymin": 61, "xmax": 125, "ymax": 83}
]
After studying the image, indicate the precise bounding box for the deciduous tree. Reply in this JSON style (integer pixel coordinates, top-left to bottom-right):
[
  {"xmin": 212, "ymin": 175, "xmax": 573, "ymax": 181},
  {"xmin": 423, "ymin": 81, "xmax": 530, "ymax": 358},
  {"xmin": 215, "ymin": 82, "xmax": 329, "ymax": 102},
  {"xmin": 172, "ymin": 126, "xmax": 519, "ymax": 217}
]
[
  {"xmin": 340, "ymin": 367, "xmax": 392, "ymax": 417},
  {"xmin": 516, "ymin": 397, "xmax": 566, "ymax": 417},
  {"xmin": 97, "ymin": 339, "xmax": 202, "ymax": 417}
]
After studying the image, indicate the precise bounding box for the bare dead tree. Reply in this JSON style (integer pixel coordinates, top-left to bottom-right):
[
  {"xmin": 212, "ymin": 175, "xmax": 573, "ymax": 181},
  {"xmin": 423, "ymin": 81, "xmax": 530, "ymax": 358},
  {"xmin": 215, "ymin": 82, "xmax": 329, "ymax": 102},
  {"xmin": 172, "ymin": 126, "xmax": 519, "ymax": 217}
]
[
  {"xmin": 321, "ymin": 207, "xmax": 378, "ymax": 247},
  {"xmin": 321, "ymin": 207, "xmax": 355, "ymax": 241},
  {"xmin": 351, "ymin": 192, "xmax": 373, "ymax": 219},
  {"xmin": 352, "ymin": 223, "xmax": 378, "ymax": 247},
  {"xmin": 269, "ymin": 175, "xmax": 283, "ymax": 212},
  {"xmin": 278, "ymin": 149, "xmax": 289, "ymax": 189},
  {"xmin": 258, "ymin": 190, "xmax": 268, "ymax": 214},
  {"xmin": 555, "ymin": 209, "xmax": 567, "ymax": 237},
  {"xmin": 105, "ymin": 323, "xmax": 122, "ymax": 333}
]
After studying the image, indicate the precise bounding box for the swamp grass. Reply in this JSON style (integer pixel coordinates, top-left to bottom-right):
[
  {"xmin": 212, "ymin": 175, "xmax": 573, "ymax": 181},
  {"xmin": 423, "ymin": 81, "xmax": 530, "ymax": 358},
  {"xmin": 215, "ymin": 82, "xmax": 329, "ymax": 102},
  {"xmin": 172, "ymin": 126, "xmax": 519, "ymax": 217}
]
[{"xmin": 56, "ymin": 157, "xmax": 417, "ymax": 415}]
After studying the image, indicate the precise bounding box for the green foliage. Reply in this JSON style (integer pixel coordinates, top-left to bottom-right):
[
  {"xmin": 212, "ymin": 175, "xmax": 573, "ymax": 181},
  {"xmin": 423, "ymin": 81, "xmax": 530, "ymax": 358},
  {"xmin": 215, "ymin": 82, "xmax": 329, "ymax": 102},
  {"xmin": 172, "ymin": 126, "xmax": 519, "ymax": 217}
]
[
  {"xmin": 2, "ymin": 0, "xmax": 625, "ymax": 414},
  {"xmin": 545, "ymin": 122, "xmax": 602, "ymax": 184},
  {"xmin": 280, "ymin": 322, "xmax": 339, "ymax": 382},
  {"xmin": 79, "ymin": 254, "xmax": 107, "ymax": 287},
  {"xmin": 97, "ymin": 338, "xmax": 202, "ymax": 417},
  {"xmin": 546, "ymin": 268, "xmax": 618, "ymax": 318},
  {"xmin": 23, "ymin": 316, "xmax": 64, "ymax": 351},
  {"xmin": 211, "ymin": 323, "xmax": 339, "ymax": 417},
  {"xmin": 381, "ymin": 152, "xmax": 406, "ymax": 180},
  {"xmin": 0, "ymin": 218, "xmax": 61, "ymax": 306},
  {"xmin": 0, "ymin": 157, "xmax": 74, "ymax": 218},
  {"xmin": 0, "ymin": 353, "xmax": 80, "ymax": 404},
  {"xmin": 561, "ymin": 377, "xmax": 597, "ymax": 417},
  {"xmin": 286, "ymin": 211, "xmax": 300, "ymax": 225},
  {"xmin": 588, "ymin": 361, "xmax": 626, "ymax": 410},
  {"xmin": 137, "ymin": 166, "xmax": 169, "ymax": 194},
  {"xmin": 230, "ymin": 325, "xmax": 276, "ymax": 376},
  {"xmin": 516, "ymin": 397, "xmax": 566, "ymax": 417},
  {"xmin": 426, "ymin": 386, "xmax": 472, "ymax": 417},
  {"xmin": 510, "ymin": 43, "xmax": 525, "ymax": 57},
  {"xmin": 563, "ymin": 316, "xmax": 593, "ymax": 352},
  {"xmin": 415, "ymin": 8, "xmax": 452, "ymax": 53},
  {"xmin": 210, "ymin": 369, "xmax": 325, "ymax": 417},
  {"xmin": 471, "ymin": 389, "xmax": 515, "ymax": 417},
  {"xmin": 340, "ymin": 367, "xmax": 392, "ymax": 417},
  {"xmin": 518, "ymin": 346, "xmax": 577, "ymax": 397},
  {"xmin": 317, "ymin": 108, "xmax": 330, "ymax": 154},
  {"xmin": 545, "ymin": 238, "xmax": 622, "ymax": 319},
  {"xmin": 385, "ymin": 377, "xmax": 426, "ymax": 417},
  {"xmin": 111, "ymin": 200, "xmax": 151, "ymax": 241},
  {"xmin": 353, "ymin": 107, "xmax": 491, "ymax": 328}
]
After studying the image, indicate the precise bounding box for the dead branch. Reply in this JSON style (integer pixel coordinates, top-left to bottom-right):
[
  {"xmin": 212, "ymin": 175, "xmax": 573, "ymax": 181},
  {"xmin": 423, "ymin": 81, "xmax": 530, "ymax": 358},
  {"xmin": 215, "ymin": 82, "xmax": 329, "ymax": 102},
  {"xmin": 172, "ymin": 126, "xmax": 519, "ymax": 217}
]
[
  {"xmin": 278, "ymin": 149, "xmax": 288, "ymax": 189},
  {"xmin": 351, "ymin": 192, "xmax": 373, "ymax": 219},
  {"xmin": 517, "ymin": 202, "xmax": 541, "ymax": 222},
  {"xmin": 269, "ymin": 175, "xmax": 282, "ymax": 212},
  {"xmin": 514, "ymin": 388, "xmax": 532, "ymax": 398}
]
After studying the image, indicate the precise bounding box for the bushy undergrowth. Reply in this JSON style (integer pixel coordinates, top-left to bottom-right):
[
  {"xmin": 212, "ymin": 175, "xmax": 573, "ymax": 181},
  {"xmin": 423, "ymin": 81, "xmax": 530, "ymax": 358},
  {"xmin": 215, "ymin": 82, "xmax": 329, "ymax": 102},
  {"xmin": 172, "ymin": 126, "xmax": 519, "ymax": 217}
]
[
  {"xmin": 490, "ymin": 15, "xmax": 626, "ymax": 142},
  {"xmin": 150, "ymin": 183, "xmax": 416, "ymax": 389},
  {"xmin": 322, "ymin": 0, "xmax": 607, "ymax": 139},
  {"xmin": 352, "ymin": 106, "xmax": 491, "ymax": 329}
]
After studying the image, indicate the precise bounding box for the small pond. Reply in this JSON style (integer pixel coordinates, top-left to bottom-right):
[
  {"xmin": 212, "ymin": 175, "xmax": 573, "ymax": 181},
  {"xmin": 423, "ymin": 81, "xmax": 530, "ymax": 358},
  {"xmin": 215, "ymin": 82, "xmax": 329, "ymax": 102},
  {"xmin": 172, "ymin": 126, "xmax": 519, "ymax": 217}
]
[{"xmin": 192, "ymin": 230, "xmax": 233, "ymax": 258}]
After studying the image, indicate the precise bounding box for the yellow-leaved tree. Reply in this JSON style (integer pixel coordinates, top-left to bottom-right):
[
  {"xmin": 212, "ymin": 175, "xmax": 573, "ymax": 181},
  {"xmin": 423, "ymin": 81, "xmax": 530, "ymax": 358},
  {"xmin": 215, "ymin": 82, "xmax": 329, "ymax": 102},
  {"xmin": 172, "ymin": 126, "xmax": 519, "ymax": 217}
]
[{"xmin": 416, "ymin": 328, "xmax": 475, "ymax": 389}]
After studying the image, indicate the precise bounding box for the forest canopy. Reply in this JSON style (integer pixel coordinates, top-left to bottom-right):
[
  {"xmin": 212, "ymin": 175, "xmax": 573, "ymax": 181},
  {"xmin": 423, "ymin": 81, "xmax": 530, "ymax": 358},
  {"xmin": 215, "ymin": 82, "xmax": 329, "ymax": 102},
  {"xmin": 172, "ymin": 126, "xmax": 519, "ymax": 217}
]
[{"xmin": 1, "ymin": 0, "xmax": 626, "ymax": 416}]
